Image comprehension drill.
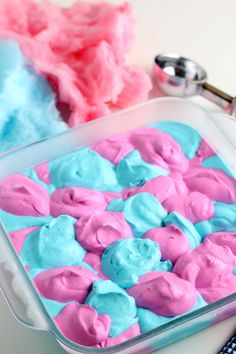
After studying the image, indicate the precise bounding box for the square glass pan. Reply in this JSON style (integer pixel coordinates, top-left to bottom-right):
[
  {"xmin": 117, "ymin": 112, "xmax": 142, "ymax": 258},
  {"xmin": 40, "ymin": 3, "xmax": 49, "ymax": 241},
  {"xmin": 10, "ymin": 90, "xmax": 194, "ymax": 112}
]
[{"xmin": 0, "ymin": 97, "xmax": 235, "ymax": 354}]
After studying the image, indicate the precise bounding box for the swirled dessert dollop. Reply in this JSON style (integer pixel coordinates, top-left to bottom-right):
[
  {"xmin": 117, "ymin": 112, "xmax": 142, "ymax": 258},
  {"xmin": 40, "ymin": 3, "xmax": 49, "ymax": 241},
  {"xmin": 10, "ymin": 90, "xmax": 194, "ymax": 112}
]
[
  {"xmin": 55, "ymin": 304, "xmax": 111, "ymax": 346},
  {"xmin": 130, "ymin": 127, "xmax": 189, "ymax": 173},
  {"xmin": 116, "ymin": 150, "xmax": 168, "ymax": 187},
  {"xmin": 108, "ymin": 193, "xmax": 167, "ymax": 237},
  {"xmin": 92, "ymin": 135, "xmax": 134, "ymax": 164},
  {"xmin": 163, "ymin": 191, "xmax": 214, "ymax": 223},
  {"xmin": 75, "ymin": 211, "xmax": 133, "ymax": 253},
  {"xmin": 34, "ymin": 266, "xmax": 99, "ymax": 303},
  {"xmin": 0, "ymin": 174, "xmax": 49, "ymax": 216},
  {"xmin": 101, "ymin": 238, "xmax": 161, "ymax": 287},
  {"xmin": 127, "ymin": 271, "xmax": 198, "ymax": 317},
  {"xmin": 85, "ymin": 280, "xmax": 137, "ymax": 337},
  {"xmin": 143, "ymin": 224, "xmax": 190, "ymax": 263},
  {"xmin": 50, "ymin": 187, "xmax": 107, "ymax": 218},
  {"xmin": 49, "ymin": 148, "xmax": 120, "ymax": 192},
  {"xmin": 21, "ymin": 215, "xmax": 86, "ymax": 268},
  {"xmin": 173, "ymin": 239, "xmax": 236, "ymax": 302}
]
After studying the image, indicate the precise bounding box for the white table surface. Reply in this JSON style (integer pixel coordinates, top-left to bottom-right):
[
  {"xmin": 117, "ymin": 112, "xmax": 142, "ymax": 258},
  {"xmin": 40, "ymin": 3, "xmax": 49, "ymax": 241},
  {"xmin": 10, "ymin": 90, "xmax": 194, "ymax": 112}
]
[{"xmin": 1, "ymin": 0, "xmax": 235, "ymax": 353}]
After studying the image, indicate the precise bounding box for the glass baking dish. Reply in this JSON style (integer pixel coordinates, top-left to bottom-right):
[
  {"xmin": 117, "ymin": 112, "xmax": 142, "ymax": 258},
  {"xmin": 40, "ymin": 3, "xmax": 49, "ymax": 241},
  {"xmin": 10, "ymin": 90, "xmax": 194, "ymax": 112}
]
[{"xmin": 0, "ymin": 97, "xmax": 235, "ymax": 354}]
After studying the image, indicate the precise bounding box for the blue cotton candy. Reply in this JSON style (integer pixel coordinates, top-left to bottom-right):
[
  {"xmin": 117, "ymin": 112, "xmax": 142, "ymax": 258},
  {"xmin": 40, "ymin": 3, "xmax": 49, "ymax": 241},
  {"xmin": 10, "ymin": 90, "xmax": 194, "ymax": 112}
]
[
  {"xmin": 163, "ymin": 212, "xmax": 202, "ymax": 248},
  {"xmin": 101, "ymin": 238, "xmax": 161, "ymax": 288},
  {"xmin": 0, "ymin": 40, "xmax": 67, "ymax": 153},
  {"xmin": 116, "ymin": 150, "xmax": 168, "ymax": 187},
  {"xmin": 195, "ymin": 202, "xmax": 236, "ymax": 237},
  {"xmin": 20, "ymin": 215, "xmax": 86, "ymax": 268},
  {"xmin": 85, "ymin": 280, "xmax": 138, "ymax": 337},
  {"xmin": 151, "ymin": 122, "xmax": 201, "ymax": 159},
  {"xmin": 49, "ymin": 147, "xmax": 121, "ymax": 192},
  {"xmin": 107, "ymin": 193, "xmax": 167, "ymax": 237}
]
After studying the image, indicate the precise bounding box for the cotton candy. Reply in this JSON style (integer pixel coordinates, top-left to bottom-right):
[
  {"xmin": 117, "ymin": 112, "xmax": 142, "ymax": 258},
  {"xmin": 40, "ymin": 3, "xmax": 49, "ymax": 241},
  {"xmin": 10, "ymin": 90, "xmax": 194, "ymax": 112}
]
[
  {"xmin": 0, "ymin": 39, "xmax": 67, "ymax": 153},
  {"xmin": 0, "ymin": 0, "xmax": 152, "ymax": 126}
]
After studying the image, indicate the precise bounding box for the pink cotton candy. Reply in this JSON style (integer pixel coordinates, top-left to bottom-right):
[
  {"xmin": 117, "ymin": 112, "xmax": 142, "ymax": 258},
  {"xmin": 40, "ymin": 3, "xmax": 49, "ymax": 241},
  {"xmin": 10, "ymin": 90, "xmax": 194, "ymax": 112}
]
[
  {"xmin": 0, "ymin": 0, "xmax": 152, "ymax": 126},
  {"xmin": 75, "ymin": 211, "xmax": 133, "ymax": 253},
  {"xmin": 0, "ymin": 174, "xmax": 49, "ymax": 216},
  {"xmin": 9, "ymin": 226, "xmax": 38, "ymax": 254},
  {"xmin": 163, "ymin": 191, "xmax": 214, "ymax": 223},
  {"xmin": 54, "ymin": 304, "xmax": 111, "ymax": 347},
  {"xmin": 50, "ymin": 187, "xmax": 107, "ymax": 219},
  {"xmin": 127, "ymin": 271, "xmax": 198, "ymax": 317},
  {"xmin": 34, "ymin": 266, "xmax": 99, "ymax": 303},
  {"xmin": 143, "ymin": 225, "xmax": 190, "ymax": 263},
  {"xmin": 184, "ymin": 167, "xmax": 236, "ymax": 203}
]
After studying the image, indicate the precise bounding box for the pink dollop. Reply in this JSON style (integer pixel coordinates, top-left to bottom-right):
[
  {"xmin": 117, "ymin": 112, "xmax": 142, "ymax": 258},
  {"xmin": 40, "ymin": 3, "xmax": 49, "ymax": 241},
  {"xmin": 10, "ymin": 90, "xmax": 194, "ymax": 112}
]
[
  {"xmin": 34, "ymin": 266, "xmax": 99, "ymax": 303},
  {"xmin": 34, "ymin": 162, "xmax": 50, "ymax": 184},
  {"xmin": 9, "ymin": 226, "xmax": 38, "ymax": 254},
  {"xmin": 198, "ymin": 274, "xmax": 236, "ymax": 303},
  {"xmin": 0, "ymin": 174, "xmax": 49, "ymax": 216},
  {"xmin": 170, "ymin": 174, "xmax": 189, "ymax": 194},
  {"xmin": 75, "ymin": 211, "xmax": 133, "ymax": 253},
  {"xmin": 0, "ymin": 0, "xmax": 151, "ymax": 126},
  {"xmin": 83, "ymin": 252, "xmax": 109, "ymax": 280},
  {"xmin": 92, "ymin": 135, "xmax": 133, "ymax": 164},
  {"xmin": 50, "ymin": 187, "xmax": 107, "ymax": 219},
  {"xmin": 173, "ymin": 239, "xmax": 236, "ymax": 290},
  {"xmin": 143, "ymin": 225, "xmax": 190, "ymax": 263},
  {"xmin": 184, "ymin": 167, "xmax": 236, "ymax": 203},
  {"xmin": 163, "ymin": 191, "xmax": 214, "ymax": 223},
  {"xmin": 122, "ymin": 175, "xmax": 176, "ymax": 203},
  {"xmin": 206, "ymin": 232, "xmax": 236, "ymax": 256},
  {"xmin": 196, "ymin": 139, "xmax": 216, "ymax": 159},
  {"xmin": 127, "ymin": 271, "xmax": 198, "ymax": 317},
  {"xmin": 130, "ymin": 128, "xmax": 189, "ymax": 173},
  {"xmin": 102, "ymin": 191, "xmax": 122, "ymax": 204},
  {"xmin": 104, "ymin": 323, "xmax": 140, "ymax": 347},
  {"xmin": 54, "ymin": 304, "xmax": 111, "ymax": 346}
]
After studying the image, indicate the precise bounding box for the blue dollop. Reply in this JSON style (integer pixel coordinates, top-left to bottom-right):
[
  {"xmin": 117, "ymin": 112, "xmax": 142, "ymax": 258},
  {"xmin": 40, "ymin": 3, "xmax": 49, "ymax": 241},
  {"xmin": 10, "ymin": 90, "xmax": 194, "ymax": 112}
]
[
  {"xmin": 85, "ymin": 280, "xmax": 137, "ymax": 337},
  {"xmin": 101, "ymin": 238, "xmax": 161, "ymax": 288},
  {"xmin": 0, "ymin": 40, "xmax": 67, "ymax": 153},
  {"xmin": 116, "ymin": 150, "xmax": 168, "ymax": 187},
  {"xmin": 163, "ymin": 212, "xmax": 202, "ymax": 248},
  {"xmin": 107, "ymin": 193, "xmax": 167, "ymax": 237},
  {"xmin": 202, "ymin": 155, "xmax": 234, "ymax": 178},
  {"xmin": 0, "ymin": 209, "xmax": 52, "ymax": 232},
  {"xmin": 49, "ymin": 147, "xmax": 121, "ymax": 192},
  {"xmin": 20, "ymin": 215, "xmax": 86, "ymax": 268},
  {"xmin": 195, "ymin": 202, "xmax": 236, "ymax": 237},
  {"xmin": 151, "ymin": 122, "xmax": 201, "ymax": 159}
]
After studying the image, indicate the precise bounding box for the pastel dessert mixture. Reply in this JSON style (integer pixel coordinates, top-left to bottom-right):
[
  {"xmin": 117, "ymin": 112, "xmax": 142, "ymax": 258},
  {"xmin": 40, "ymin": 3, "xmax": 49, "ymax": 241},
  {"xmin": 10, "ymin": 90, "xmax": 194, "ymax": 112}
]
[
  {"xmin": 0, "ymin": 122, "xmax": 236, "ymax": 348},
  {"xmin": 0, "ymin": 0, "xmax": 151, "ymax": 153}
]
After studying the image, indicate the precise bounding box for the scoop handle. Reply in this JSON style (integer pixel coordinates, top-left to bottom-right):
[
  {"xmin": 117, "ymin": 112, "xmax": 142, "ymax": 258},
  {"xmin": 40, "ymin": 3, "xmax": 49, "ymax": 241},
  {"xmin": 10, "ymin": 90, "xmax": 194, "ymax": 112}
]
[{"xmin": 202, "ymin": 82, "xmax": 236, "ymax": 116}]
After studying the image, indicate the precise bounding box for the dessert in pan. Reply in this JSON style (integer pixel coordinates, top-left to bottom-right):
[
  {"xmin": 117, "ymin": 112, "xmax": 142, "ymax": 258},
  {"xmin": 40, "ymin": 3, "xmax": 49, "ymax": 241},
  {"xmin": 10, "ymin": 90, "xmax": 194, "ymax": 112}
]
[{"xmin": 0, "ymin": 122, "xmax": 235, "ymax": 348}]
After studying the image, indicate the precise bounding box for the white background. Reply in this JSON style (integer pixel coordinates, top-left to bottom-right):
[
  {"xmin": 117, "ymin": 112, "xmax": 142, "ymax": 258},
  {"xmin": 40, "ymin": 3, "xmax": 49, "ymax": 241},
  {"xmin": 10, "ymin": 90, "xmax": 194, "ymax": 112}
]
[{"xmin": 0, "ymin": 0, "xmax": 235, "ymax": 353}]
